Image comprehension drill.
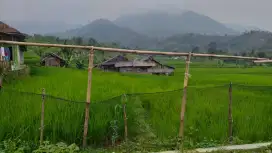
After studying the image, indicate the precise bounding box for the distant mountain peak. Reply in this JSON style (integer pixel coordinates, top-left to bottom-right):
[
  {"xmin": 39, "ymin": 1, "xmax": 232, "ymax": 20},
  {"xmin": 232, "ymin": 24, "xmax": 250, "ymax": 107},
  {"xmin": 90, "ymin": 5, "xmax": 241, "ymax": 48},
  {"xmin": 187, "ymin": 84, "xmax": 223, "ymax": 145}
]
[
  {"xmin": 114, "ymin": 10, "xmax": 237, "ymax": 37},
  {"xmin": 91, "ymin": 19, "xmax": 113, "ymax": 25}
]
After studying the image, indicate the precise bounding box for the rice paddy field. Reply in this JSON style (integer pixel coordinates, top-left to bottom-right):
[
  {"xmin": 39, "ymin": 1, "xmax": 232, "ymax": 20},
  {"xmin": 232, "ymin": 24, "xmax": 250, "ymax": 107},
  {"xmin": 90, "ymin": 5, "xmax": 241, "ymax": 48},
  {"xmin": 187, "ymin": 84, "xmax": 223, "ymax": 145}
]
[{"xmin": 0, "ymin": 57, "xmax": 272, "ymax": 149}]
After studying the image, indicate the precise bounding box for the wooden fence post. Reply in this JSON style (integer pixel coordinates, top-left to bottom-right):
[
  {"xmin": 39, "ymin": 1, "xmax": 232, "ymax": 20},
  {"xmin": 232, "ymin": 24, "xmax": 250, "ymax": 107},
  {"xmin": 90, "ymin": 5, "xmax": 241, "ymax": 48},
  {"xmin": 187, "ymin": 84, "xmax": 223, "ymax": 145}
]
[
  {"xmin": 228, "ymin": 82, "xmax": 233, "ymax": 143},
  {"xmin": 179, "ymin": 53, "xmax": 192, "ymax": 139},
  {"xmin": 123, "ymin": 94, "xmax": 128, "ymax": 142},
  {"xmin": 83, "ymin": 47, "xmax": 94, "ymax": 148},
  {"xmin": 40, "ymin": 88, "xmax": 45, "ymax": 145}
]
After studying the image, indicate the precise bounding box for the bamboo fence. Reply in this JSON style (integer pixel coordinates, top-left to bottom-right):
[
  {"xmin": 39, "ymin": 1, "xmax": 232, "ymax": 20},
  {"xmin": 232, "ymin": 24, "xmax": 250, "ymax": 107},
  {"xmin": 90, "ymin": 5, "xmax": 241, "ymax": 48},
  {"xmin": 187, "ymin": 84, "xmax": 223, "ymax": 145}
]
[
  {"xmin": 0, "ymin": 40, "xmax": 268, "ymax": 148},
  {"xmin": 0, "ymin": 40, "xmax": 268, "ymax": 60}
]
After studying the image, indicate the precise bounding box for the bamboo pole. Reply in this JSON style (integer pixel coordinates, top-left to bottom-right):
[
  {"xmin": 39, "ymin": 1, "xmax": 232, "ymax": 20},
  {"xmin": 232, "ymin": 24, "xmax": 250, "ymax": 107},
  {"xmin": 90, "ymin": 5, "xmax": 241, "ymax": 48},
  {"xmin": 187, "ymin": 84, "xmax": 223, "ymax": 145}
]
[
  {"xmin": 179, "ymin": 52, "xmax": 192, "ymax": 138},
  {"xmin": 253, "ymin": 59, "xmax": 272, "ymax": 63},
  {"xmin": 228, "ymin": 82, "xmax": 233, "ymax": 144},
  {"xmin": 40, "ymin": 88, "xmax": 45, "ymax": 145},
  {"xmin": 82, "ymin": 47, "xmax": 94, "ymax": 148},
  {"xmin": 0, "ymin": 40, "xmax": 268, "ymax": 60},
  {"xmin": 121, "ymin": 94, "xmax": 128, "ymax": 142},
  {"xmin": 123, "ymin": 103, "xmax": 128, "ymax": 142}
]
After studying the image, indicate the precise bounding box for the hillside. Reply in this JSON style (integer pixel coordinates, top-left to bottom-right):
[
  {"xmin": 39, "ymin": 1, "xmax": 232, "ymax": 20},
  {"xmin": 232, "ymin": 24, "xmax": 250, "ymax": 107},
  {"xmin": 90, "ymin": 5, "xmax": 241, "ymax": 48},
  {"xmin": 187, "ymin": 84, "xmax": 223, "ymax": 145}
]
[
  {"xmin": 53, "ymin": 19, "xmax": 156, "ymax": 49},
  {"xmin": 225, "ymin": 23, "xmax": 265, "ymax": 33},
  {"xmin": 114, "ymin": 11, "xmax": 237, "ymax": 37},
  {"xmin": 155, "ymin": 31, "xmax": 272, "ymax": 53},
  {"xmin": 226, "ymin": 31, "xmax": 272, "ymax": 51},
  {"xmin": 156, "ymin": 33, "xmax": 235, "ymax": 52}
]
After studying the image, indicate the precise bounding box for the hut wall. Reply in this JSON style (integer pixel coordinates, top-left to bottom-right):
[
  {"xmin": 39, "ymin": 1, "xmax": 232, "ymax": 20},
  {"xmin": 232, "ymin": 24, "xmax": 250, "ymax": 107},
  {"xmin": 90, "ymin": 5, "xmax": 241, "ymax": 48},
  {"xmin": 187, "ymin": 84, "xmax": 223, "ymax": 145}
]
[
  {"xmin": 19, "ymin": 51, "xmax": 24, "ymax": 64},
  {"xmin": 115, "ymin": 61, "xmax": 156, "ymax": 67},
  {"xmin": 45, "ymin": 57, "xmax": 60, "ymax": 67},
  {"xmin": 147, "ymin": 68, "xmax": 174, "ymax": 73},
  {"xmin": 119, "ymin": 67, "xmax": 149, "ymax": 73},
  {"xmin": 101, "ymin": 65, "xmax": 118, "ymax": 71},
  {"xmin": 0, "ymin": 34, "xmax": 12, "ymax": 41}
]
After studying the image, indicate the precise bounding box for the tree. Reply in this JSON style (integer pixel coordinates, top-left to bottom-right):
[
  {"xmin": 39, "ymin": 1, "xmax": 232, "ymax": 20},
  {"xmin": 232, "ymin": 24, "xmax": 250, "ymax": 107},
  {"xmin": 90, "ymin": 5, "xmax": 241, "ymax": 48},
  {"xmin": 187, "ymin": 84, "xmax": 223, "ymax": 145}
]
[
  {"xmin": 192, "ymin": 46, "xmax": 200, "ymax": 59},
  {"xmin": 257, "ymin": 52, "xmax": 267, "ymax": 58},
  {"xmin": 33, "ymin": 48, "xmax": 44, "ymax": 59},
  {"xmin": 88, "ymin": 38, "xmax": 98, "ymax": 46},
  {"xmin": 72, "ymin": 37, "xmax": 83, "ymax": 45},
  {"xmin": 249, "ymin": 49, "xmax": 256, "ymax": 57},
  {"xmin": 207, "ymin": 42, "xmax": 217, "ymax": 60},
  {"xmin": 192, "ymin": 46, "xmax": 200, "ymax": 53},
  {"xmin": 241, "ymin": 52, "xmax": 247, "ymax": 57},
  {"xmin": 207, "ymin": 42, "xmax": 217, "ymax": 54},
  {"xmin": 59, "ymin": 40, "xmax": 75, "ymax": 67},
  {"xmin": 217, "ymin": 59, "xmax": 224, "ymax": 68}
]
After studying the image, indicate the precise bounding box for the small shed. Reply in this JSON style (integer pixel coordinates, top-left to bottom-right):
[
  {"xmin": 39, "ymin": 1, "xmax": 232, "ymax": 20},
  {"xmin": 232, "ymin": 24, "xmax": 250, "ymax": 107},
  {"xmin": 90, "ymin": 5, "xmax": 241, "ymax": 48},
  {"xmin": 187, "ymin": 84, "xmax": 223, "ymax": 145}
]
[
  {"xmin": 41, "ymin": 53, "xmax": 66, "ymax": 67},
  {"xmin": 98, "ymin": 55, "xmax": 175, "ymax": 75}
]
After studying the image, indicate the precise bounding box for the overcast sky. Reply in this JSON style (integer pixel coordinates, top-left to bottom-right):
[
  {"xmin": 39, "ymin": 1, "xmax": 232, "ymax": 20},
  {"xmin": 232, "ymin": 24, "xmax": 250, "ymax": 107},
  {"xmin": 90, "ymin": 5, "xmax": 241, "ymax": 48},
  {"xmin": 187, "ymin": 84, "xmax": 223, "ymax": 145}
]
[{"xmin": 0, "ymin": 0, "xmax": 271, "ymax": 30}]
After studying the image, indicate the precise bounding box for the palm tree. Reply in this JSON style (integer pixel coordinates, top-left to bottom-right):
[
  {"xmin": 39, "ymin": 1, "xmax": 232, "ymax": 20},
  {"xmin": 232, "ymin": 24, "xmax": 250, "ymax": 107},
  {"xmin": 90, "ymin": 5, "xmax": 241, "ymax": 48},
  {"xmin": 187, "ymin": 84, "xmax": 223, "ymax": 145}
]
[{"xmin": 59, "ymin": 40, "xmax": 75, "ymax": 67}]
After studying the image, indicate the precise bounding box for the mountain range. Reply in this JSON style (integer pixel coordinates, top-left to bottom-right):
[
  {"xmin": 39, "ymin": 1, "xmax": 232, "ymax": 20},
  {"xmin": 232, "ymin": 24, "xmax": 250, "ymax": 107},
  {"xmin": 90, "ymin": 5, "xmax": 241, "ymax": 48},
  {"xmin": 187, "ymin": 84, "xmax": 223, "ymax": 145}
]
[
  {"xmin": 3, "ymin": 10, "xmax": 272, "ymax": 52},
  {"xmin": 49, "ymin": 10, "xmax": 240, "ymax": 48},
  {"xmin": 114, "ymin": 11, "xmax": 237, "ymax": 37}
]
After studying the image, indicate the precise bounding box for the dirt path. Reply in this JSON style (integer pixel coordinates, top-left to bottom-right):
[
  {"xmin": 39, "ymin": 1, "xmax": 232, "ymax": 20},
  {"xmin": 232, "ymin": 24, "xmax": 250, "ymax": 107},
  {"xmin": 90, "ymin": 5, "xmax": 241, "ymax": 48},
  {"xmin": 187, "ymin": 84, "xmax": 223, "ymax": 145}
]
[{"xmin": 155, "ymin": 142, "xmax": 272, "ymax": 153}]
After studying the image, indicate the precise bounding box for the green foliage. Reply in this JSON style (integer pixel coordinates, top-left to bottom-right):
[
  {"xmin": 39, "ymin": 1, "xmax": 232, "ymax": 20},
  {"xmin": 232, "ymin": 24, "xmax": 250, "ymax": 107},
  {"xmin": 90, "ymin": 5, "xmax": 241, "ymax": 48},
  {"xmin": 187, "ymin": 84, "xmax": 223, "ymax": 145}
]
[
  {"xmin": 0, "ymin": 139, "xmax": 32, "ymax": 153},
  {"xmin": 33, "ymin": 141, "xmax": 79, "ymax": 153}
]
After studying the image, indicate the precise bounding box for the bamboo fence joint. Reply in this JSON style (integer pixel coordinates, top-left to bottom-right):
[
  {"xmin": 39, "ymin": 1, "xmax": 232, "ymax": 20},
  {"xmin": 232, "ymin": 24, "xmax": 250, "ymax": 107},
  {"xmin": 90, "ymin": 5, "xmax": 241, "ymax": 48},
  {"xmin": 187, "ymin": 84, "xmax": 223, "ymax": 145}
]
[
  {"xmin": 228, "ymin": 82, "xmax": 233, "ymax": 144},
  {"xmin": 83, "ymin": 48, "xmax": 94, "ymax": 148},
  {"xmin": 40, "ymin": 88, "xmax": 45, "ymax": 145},
  {"xmin": 179, "ymin": 52, "xmax": 192, "ymax": 139}
]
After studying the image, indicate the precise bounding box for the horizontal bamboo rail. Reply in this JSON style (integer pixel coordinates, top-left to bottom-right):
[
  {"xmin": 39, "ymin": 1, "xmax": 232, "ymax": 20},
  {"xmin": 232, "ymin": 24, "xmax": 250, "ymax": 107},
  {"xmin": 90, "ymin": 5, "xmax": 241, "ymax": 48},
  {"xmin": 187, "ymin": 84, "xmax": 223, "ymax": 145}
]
[
  {"xmin": 0, "ymin": 40, "xmax": 268, "ymax": 60},
  {"xmin": 253, "ymin": 59, "xmax": 272, "ymax": 63}
]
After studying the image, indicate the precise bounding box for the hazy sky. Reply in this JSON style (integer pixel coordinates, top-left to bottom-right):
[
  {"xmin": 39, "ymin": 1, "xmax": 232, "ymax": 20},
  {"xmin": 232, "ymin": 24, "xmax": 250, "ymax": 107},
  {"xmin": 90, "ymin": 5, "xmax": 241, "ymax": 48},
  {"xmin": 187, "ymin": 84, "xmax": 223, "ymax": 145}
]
[{"xmin": 0, "ymin": 0, "xmax": 271, "ymax": 30}]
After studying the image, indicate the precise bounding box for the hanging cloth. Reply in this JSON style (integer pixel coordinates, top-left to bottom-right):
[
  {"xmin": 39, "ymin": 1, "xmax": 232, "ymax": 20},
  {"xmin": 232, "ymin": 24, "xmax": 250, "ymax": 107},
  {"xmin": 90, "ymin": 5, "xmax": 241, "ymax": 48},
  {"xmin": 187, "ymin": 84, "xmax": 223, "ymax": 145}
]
[
  {"xmin": 0, "ymin": 47, "xmax": 5, "ymax": 56},
  {"xmin": 0, "ymin": 47, "xmax": 5, "ymax": 61},
  {"xmin": 4, "ymin": 47, "xmax": 10, "ymax": 61}
]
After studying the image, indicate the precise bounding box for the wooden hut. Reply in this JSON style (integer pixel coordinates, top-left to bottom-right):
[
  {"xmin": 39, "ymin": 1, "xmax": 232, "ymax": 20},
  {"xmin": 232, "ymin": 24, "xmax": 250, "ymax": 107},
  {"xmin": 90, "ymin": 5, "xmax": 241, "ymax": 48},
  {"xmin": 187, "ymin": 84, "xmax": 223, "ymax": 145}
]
[
  {"xmin": 98, "ymin": 55, "xmax": 175, "ymax": 75},
  {"xmin": 0, "ymin": 21, "xmax": 27, "ymax": 70},
  {"xmin": 118, "ymin": 56, "xmax": 175, "ymax": 75},
  {"xmin": 41, "ymin": 53, "xmax": 66, "ymax": 67}
]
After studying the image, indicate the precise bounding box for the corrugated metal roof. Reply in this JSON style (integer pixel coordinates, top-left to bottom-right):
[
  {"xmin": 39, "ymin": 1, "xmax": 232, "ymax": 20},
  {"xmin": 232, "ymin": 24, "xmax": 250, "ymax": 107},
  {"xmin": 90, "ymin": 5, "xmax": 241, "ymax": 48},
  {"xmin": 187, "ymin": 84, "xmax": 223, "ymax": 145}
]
[
  {"xmin": 115, "ymin": 61, "xmax": 156, "ymax": 67},
  {"xmin": 100, "ymin": 55, "xmax": 129, "ymax": 66}
]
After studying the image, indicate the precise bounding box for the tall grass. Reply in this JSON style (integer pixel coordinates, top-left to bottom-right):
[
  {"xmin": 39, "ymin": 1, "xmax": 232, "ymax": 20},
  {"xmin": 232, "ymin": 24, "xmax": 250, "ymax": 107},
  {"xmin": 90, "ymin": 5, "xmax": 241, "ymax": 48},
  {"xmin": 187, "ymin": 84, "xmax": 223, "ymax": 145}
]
[{"xmin": 0, "ymin": 62, "xmax": 272, "ymax": 146}]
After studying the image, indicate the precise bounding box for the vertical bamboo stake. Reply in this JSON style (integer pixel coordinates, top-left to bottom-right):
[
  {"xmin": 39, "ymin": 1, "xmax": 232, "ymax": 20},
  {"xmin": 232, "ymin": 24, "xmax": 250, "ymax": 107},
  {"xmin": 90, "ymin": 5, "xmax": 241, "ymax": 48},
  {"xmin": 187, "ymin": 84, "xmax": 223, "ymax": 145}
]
[
  {"xmin": 228, "ymin": 82, "xmax": 233, "ymax": 143},
  {"xmin": 179, "ymin": 53, "xmax": 192, "ymax": 138},
  {"xmin": 123, "ymin": 102, "xmax": 128, "ymax": 142},
  {"xmin": 83, "ymin": 47, "xmax": 94, "ymax": 148},
  {"xmin": 40, "ymin": 88, "xmax": 45, "ymax": 145}
]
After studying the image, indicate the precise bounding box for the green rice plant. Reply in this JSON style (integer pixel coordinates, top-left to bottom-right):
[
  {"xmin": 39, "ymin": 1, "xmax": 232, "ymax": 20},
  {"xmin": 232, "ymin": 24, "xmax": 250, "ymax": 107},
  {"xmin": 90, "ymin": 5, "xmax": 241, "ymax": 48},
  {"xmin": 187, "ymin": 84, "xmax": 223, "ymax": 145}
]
[{"xmin": 0, "ymin": 62, "xmax": 272, "ymax": 148}]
